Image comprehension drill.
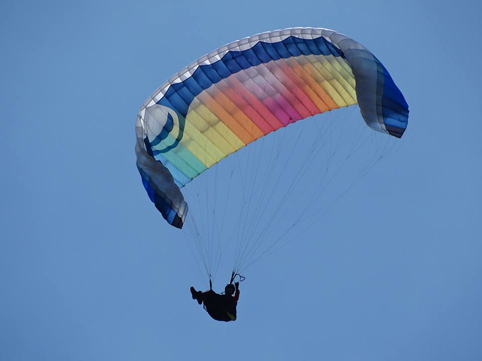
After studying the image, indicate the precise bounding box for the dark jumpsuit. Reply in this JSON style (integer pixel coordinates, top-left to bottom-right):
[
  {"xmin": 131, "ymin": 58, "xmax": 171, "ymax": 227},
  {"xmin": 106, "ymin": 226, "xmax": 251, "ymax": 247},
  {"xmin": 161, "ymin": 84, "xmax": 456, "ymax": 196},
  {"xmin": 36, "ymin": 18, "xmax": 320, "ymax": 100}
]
[{"xmin": 201, "ymin": 289, "xmax": 240, "ymax": 322}]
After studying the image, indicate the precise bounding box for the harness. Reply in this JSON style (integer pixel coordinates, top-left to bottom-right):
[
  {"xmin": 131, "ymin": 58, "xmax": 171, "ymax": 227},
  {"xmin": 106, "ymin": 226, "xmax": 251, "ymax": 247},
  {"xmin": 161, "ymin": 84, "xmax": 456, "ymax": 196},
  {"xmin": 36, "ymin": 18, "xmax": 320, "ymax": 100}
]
[{"xmin": 203, "ymin": 272, "xmax": 244, "ymax": 322}]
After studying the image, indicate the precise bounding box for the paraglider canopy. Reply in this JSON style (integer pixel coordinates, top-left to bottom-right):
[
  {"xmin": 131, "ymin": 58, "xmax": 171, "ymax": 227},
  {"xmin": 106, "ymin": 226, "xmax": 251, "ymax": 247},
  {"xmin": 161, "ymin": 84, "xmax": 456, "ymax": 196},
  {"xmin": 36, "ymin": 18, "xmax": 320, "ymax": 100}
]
[{"xmin": 135, "ymin": 27, "xmax": 408, "ymax": 229}]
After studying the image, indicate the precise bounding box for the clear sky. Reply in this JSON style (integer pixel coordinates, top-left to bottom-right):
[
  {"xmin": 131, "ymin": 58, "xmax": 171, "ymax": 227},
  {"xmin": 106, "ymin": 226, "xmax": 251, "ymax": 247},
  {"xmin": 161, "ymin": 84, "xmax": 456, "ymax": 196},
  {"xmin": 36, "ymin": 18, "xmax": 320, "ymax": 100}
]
[{"xmin": 1, "ymin": 0, "xmax": 481, "ymax": 360}]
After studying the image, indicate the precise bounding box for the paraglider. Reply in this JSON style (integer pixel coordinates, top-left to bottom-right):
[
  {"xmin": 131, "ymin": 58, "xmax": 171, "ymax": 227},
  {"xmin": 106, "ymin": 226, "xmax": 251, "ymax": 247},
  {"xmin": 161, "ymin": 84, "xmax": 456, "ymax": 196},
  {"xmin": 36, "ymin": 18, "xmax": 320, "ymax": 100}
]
[
  {"xmin": 135, "ymin": 27, "xmax": 409, "ymax": 320},
  {"xmin": 190, "ymin": 275, "xmax": 240, "ymax": 322}
]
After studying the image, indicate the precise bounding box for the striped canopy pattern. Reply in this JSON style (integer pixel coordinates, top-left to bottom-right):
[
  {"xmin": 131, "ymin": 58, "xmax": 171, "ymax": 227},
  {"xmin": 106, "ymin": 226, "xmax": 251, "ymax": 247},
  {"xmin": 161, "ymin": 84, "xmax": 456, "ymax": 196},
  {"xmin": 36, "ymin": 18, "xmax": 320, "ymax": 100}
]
[{"xmin": 135, "ymin": 27, "xmax": 409, "ymax": 228}]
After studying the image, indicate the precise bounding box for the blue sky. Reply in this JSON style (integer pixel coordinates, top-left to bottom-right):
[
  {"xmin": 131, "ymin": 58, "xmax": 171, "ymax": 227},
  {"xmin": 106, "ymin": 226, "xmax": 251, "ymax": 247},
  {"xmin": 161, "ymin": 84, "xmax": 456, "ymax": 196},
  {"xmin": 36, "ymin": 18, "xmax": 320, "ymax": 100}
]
[{"xmin": 1, "ymin": 0, "xmax": 481, "ymax": 360}]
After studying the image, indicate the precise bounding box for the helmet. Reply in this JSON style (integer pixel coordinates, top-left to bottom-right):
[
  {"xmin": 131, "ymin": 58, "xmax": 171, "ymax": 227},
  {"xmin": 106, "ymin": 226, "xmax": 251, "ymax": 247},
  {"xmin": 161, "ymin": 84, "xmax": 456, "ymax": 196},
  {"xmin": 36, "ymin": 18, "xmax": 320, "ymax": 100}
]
[{"xmin": 225, "ymin": 283, "xmax": 235, "ymax": 296}]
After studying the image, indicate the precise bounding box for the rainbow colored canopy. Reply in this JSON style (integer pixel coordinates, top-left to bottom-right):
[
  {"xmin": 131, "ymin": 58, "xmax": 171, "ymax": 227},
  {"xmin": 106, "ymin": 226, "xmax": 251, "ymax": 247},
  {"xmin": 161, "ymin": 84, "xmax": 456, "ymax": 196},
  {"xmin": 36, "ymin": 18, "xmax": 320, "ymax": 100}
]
[{"xmin": 135, "ymin": 27, "xmax": 409, "ymax": 228}]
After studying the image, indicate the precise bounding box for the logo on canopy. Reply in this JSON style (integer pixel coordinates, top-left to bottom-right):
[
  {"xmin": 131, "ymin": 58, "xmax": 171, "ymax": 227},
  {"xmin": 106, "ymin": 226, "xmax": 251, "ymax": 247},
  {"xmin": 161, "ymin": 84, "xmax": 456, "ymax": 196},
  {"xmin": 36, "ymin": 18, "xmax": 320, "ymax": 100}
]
[{"xmin": 144, "ymin": 104, "xmax": 185, "ymax": 154}]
